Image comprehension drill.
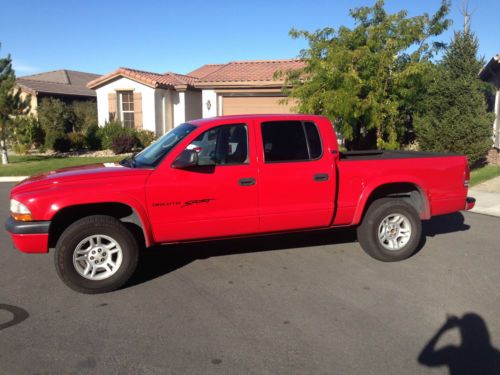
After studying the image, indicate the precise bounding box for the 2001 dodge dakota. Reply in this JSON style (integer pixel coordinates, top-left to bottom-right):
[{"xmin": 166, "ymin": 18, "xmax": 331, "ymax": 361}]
[{"xmin": 6, "ymin": 114, "xmax": 475, "ymax": 293}]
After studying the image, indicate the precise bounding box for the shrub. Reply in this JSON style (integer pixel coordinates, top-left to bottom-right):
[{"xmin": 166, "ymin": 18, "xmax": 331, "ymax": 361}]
[
  {"xmin": 53, "ymin": 136, "xmax": 72, "ymax": 152},
  {"xmin": 38, "ymin": 98, "xmax": 74, "ymax": 149},
  {"xmin": 72, "ymin": 101, "xmax": 97, "ymax": 133},
  {"xmin": 68, "ymin": 132, "xmax": 87, "ymax": 151},
  {"xmin": 111, "ymin": 134, "xmax": 136, "ymax": 154},
  {"xmin": 12, "ymin": 143, "xmax": 29, "ymax": 155},
  {"xmin": 97, "ymin": 121, "xmax": 133, "ymax": 150},
  {"xmin": 85, "ymin": 124, "xmax": 102, "ymax": 150},
  {"xmin": 11, "ymin": 115, "xmax": 44, "ymax": 148},
  {"xmin": 136, "ymin": 130, "xmax": 157, "ymax": 148}
]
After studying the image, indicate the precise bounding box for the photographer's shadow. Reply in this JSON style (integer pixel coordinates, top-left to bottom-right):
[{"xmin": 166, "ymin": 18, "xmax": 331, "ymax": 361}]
[{"xmin": 418, "ymin": 313, "xmax": 500, "ymax": 375}]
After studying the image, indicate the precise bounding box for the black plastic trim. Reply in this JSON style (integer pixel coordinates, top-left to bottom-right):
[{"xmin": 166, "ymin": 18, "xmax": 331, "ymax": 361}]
[
  {"xmin": 466, "ymin": 197, "xmax": 476, "ymax": 204},
  {"xmin": 5, "ymin": 217, "xmax": 50, "ymax": 235}
]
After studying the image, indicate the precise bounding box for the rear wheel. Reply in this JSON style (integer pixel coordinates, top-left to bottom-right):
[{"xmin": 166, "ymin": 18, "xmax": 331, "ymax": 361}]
[
  {"xmin": 357, "ymin": 198, "xmax": 422, "ymax": 262},
  {"xmin": 54, "ymin": 215, "xmax": 139, "ymax": 294}
]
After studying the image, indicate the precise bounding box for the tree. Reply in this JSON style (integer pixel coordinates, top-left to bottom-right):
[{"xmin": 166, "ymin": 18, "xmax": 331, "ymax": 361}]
[
  {"xmin": 281, "ymin": 0, "xmax": 451, "ymax": 149},
  {"xmin": 414, "ymin": 29, "xmax": 494, "ymax": 166},
  {"xmin": 0, "ymin": 46, "xmax": 31, "ymax": 164},
  {"xmin": 37, "ymin": 97, "xmax": 74, "ymax": 150}
]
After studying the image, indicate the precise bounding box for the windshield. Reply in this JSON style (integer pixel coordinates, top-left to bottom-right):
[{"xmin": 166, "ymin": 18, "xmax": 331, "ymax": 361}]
[{"xmin": 132, "ymin": 123, "xmax": 197, "ymax": 167}]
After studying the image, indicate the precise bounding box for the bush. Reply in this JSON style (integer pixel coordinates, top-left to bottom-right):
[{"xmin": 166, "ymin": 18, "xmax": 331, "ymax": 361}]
[
  {"xmin": 53, "ymin": 136, "xmax": 72, "ymax": 152},
  {"xmin": 72, "ymin": 101, "xmax": 97, "ymax": 133},
  {"xmin": 68, "ymin": 132, "xmax": 87, "ymax": 151},
  {"xmin": 111, "ymin": 134, "xmax": 136, "ymax": 154},
  {"xmin": 38, "ymin": 98, "xmax": 74, "ymax": 150},
  {"xmin": 136, "ymin": 130, "xmax": 157, "ymax": 148},
  {"xmin": 85, "ymin": 124, "xmax": 102, "ymax": 150},
  {"xmin": 12, "ymin": 143, "xmax": 29, "ymax": 155},
  {"xmin": 97, "ymin": 121, "xmax": 133, "ymax": 150},
  {"xmin": 11, "ymin": 115, "xmax": 44, "ymax": 148}
]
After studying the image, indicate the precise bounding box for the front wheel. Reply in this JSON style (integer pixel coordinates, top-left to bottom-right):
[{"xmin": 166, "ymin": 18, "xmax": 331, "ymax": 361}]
[
  {"xmin": 54, "ymin": 215, "xmax": 139, "ymax": 294},
  {"xmin": 357, "ymin": 198, "xmax": 422, "ymax": 262}
]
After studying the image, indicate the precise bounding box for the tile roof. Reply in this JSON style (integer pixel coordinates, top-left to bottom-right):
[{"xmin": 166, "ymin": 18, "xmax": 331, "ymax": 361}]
[
  {"xmin": 87, "ymin": 59, "xmax": 306, "ymax": 90},
  {"xmin": 87, "ymin": 67, "xmax": 197, "ymax": 89},
  {"xmin": 187, "ymin": 64, "xmax": 225, "ymax": 79},
  {"xmin": 17, "ymin": 70, "xmax": 100, "ymax": 97},
  {"xmin": 196, "ymin": 59, "xmax": 306, "ymax": 84}
]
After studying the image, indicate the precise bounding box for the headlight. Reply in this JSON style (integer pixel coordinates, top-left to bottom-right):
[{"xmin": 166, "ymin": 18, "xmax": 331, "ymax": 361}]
[{"xmin": 10, "ymin": 199, "xmax": 32, "ymax": 221}]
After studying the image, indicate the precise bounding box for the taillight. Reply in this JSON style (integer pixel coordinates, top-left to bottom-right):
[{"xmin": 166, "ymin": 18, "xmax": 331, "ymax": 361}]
[{"xmin": 464, "ymin": 164, "xmax": 470, "ymax": 187}]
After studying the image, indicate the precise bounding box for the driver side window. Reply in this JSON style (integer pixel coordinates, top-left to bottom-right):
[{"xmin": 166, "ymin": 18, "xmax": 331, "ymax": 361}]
[{"xmin": 186, "ymin": 124, "xmax": 248, "ymax": 166}]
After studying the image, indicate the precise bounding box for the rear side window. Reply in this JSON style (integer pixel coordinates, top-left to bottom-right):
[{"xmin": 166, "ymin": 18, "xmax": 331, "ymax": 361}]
[{"xmin": 261, "ymin": 121, "xmax": 323, "ymax": 162}]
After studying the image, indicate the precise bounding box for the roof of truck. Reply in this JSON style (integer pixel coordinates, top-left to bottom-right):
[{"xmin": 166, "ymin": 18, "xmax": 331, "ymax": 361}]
[{"xmin": 189, "ymin": 114, "xmax": 327, "ymax": 127}]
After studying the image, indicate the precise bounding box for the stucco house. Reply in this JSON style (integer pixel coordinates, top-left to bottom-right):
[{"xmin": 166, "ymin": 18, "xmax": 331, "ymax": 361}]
[
  {"xmin": 16, "ymin": 69, "xmax": 100, "ymax": 115},
  {"xmin": 87, "ymin": 59, "xmax": 305, "ymax": 135}
]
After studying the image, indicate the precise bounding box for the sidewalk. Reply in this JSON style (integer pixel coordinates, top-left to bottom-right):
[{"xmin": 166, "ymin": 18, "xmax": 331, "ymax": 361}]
[{"xmin": 469, "ymin": 176, "xmax": 500, "ymax": 218}]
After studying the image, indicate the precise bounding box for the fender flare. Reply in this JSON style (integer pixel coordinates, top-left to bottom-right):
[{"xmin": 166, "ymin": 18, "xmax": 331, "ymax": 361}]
[
  {"xmin": 352, "ymin": 176, "xmax": 431, "ymax": 225},
  {"xmin": 46, "ymin": 193, "xmax": 154, "ymax": 247}
]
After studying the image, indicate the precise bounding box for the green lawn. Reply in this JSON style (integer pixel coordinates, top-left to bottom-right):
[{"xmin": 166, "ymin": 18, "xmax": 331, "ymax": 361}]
[
  {"xmin": 0, "ymin": 155, "xmax": 124, "ymax": 176},
  {"xmin": 470, "ymin": 165, "xmax": 500, "ymax": 186}
]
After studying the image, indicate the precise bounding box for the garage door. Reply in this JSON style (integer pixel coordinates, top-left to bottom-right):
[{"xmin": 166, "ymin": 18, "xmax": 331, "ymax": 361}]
[{"xmin": 222, "ymin": 96, "xmax": 296, "ymax": 115}]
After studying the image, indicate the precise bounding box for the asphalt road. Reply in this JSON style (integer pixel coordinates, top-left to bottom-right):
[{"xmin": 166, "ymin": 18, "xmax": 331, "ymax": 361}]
[{"xmin": 1, "ymin": 182, "xmax": 500, "ymax": 375}]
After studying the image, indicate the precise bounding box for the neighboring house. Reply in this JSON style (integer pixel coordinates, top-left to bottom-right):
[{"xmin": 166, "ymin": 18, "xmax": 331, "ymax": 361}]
[
  {"xmin": 16, "ymin": 70, "xmax": 100, "ymax": 115},
  {"xmin": 479, "ymin": 54, "xmax": 500, "ymax": 149},
  {"xmin": 87, "ymin": 59, "xmax": 305, "ymax": 135}
]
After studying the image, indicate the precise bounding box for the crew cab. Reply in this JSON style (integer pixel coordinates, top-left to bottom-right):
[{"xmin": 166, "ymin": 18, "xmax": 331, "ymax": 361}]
[{"xmin": 6, "ymin": 115, "xmax": 475, "ymax": 293}]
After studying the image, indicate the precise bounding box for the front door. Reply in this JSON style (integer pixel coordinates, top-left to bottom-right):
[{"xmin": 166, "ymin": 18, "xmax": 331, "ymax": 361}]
[
  {"xmin": 146, "ymin": 122, "xmax": 259, "ymax": 242},
  {"xmin": 256, "ymin": 119, "xmax": 336, "ymax": 232}
]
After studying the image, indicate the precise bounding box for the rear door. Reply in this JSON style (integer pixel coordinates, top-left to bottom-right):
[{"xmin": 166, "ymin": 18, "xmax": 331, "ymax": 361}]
[
  {"xmin": 146, "ymin": 122, "xmax": 259, "ymax": 242},
  {"xmin": 256, "ymin": 119, "xmax": 336, "ymax": 232}
]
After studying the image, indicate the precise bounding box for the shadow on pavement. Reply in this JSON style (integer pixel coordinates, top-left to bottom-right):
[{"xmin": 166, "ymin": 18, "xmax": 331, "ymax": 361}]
[
  {"xmin": 127, "ymin": 227, "xmax": 357, "ymax": 288},
  {"xmin": 422, "ymin": 212, "xmax": 470, "ymax": 237},
  {"xmin": 126, "ymin": 212, "xmax": 469, "ymax": 288},
  {"xmin": 0, "ymin": 304, "xmax": 29, "ymax": 331},
  {"xmin": 418, "ymin": 313, "xmax": 500, "ymax": 374}
]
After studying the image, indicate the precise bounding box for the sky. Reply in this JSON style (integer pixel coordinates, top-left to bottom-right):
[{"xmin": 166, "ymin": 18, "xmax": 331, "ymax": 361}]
[{"xmin": 1, "ymin": 0, "xmax": 499, "ymax": 77}]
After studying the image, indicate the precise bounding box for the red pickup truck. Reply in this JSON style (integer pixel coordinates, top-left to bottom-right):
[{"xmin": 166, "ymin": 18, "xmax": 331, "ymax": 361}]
[{"xmin": 6, "ymin": 114, "xmax": 475, "ymax": 293}]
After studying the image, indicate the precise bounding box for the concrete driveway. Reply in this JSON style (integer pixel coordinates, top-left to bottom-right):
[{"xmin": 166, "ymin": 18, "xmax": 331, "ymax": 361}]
[{"xmin": 1, "ymin": 182, "xmax": 500, "ymax": 374}]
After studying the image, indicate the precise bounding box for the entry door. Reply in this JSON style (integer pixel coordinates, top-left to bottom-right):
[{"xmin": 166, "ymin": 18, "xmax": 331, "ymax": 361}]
[
  {"xmin": 146, "ymin": 123, "xmax": 259, "ymax": 243},
  {"xmin": 257, "ymin": 120, "xmax": 336, "ymax": 232}
]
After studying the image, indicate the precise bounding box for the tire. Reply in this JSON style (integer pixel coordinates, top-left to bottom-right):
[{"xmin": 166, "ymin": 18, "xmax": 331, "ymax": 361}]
[
  {"xmin": 357, "ymin": 198, "xmax": 422, "ymax": 262},
  {"xmin": 54, "ymin": 215, "xmax": 139, "ymax": 294}
]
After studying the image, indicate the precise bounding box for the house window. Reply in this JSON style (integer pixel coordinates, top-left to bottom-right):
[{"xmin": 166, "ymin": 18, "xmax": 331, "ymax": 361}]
[{"xmin": 119, "ymin": 91, "xmax": 135, "ymax": 128}]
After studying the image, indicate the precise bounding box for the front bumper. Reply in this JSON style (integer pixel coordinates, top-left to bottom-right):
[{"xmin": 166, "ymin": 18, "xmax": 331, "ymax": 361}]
[
  {"xmin": 5, "ymin": 217, "xmax": 50, "ymax": 253},
  {"xmin": 465, "ymin": 196, "xmax": 476, "ymax": 211}
]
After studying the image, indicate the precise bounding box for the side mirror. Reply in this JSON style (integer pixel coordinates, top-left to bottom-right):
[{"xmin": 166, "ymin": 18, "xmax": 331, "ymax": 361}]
[{"xmin": 172, "ymin": 149, "xmax": 199, "ymax": 169}]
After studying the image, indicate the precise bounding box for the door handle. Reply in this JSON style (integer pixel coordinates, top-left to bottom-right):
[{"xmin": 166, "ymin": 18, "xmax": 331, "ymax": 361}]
[
  {"xmin": 239, "ymin": 178, "xmax": 256, "ymax": 186},
  {"xmin": 313, "ymin": 173, "xmax": 329, "ymax": 182}
]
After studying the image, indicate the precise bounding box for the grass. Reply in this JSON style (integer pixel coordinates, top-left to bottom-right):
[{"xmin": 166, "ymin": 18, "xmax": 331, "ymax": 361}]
[
  {"xmin": 470, "ymin": 165, "xmax": 500, "ymax": 186},
  {"xmin": 0, "ymin": 155, "xmax": 125, "ymax": 176}
]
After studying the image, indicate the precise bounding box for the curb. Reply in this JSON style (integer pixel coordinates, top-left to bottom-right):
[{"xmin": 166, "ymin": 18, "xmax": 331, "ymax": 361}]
[{"xmin": 0, "ymin": 176, "xmax": 28, "ymax": 182}]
